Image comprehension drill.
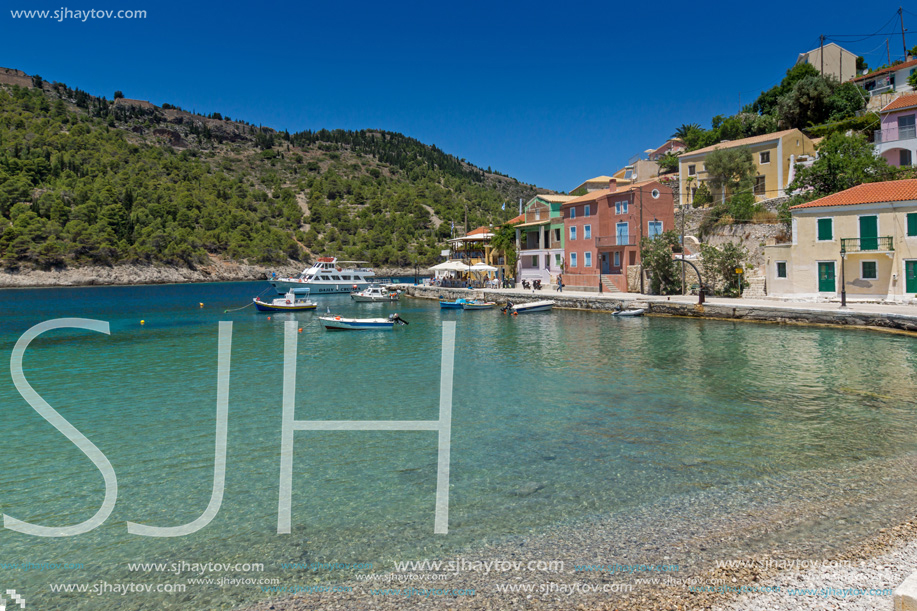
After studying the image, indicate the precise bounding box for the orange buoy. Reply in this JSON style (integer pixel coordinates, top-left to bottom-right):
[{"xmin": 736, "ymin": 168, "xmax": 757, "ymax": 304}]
[
  {"xmin": 267, "ymin": 316, "xmax": 271, "ymax": 320},
  {"xmin": 298, "ymin": 328, "xmax": 303, "ymax": 333}
]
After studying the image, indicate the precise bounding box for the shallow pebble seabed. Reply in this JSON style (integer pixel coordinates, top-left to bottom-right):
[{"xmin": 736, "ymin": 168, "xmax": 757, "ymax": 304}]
[{"xmin": 239, "ymin": 452, "xmax": 917, "ymax": 611}]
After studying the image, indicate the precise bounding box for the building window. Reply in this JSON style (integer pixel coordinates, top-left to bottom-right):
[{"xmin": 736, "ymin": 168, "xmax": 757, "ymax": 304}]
[
  {"xmin": 585, "ymin": 252, "xmax": 592, "ymax": 267},
  {"xmin": 584, "ymin": 204, "xmax": 591, "ymax": 216},
  {"xmin": 759, "ymin": 151, "xmax": 771, "ymax": 164},
  {"xmin": 754, "ymin": 176, "xmax": 766, "ymax": 196},
  {"xmin": 901, "ymin": 149, "xmax": 913, "ymax": 166},
  {"xmin": 651, "ymin": 189, "xmax": 660, "ymax": 199},
  {"xmin": 614, "ymin": 200, "xmax": 628, "ymax": 214},
  {"xmin": 570, "ymin": 226, "xmax": 577, "ymax": 241},
  {"xmin": 570, "ymin": 207, "xmax": 576, "ymax": 219},
  {"xmin": 898, "ymin": 114, "xmax": 916, "ymax": 140},
  {"xmin": 648, "ymin": 220, "xmax": 662, "ymax": 238},
  {"xmin": 584, "ymin": 224, "xmax": 592, "ymax": 239},
  {"xmin": 555, "ymin": 253, "xmax": 562, "ymax": 266},
  {"xmin": 688, "ymin": 164, "xmax": 696, "ymax": 176},
  {"xmin": 861, "ymin": 260, "xmax": 878, "ymax": 279},
  {"xmin": 570, "ymin": 253, "xmax": 577, "ymax": 268},
  {"xmin": 616, "ymin": 222, "xmax": 629, "ymax": 245},
  {"xmin": 531, "ymin": 255, "xmax": 538, "ymax": 267},
  {"xmin": 776, "ymin": 261, "xmax": 787, "ymax": 278},
  {"xmin": 554, "ymin": 228, "xmax": 561, "ymax": 242},
  {"xmin": 907, "ymin": 212, "xmax": 917, "ymax": 236},
  {"xmin": 816, "ymin": 217, "xmax": 833, "ymax": 241},
  {"xmin": 613, "ymin": 251, "xmax": 621, "ymax": 267}
]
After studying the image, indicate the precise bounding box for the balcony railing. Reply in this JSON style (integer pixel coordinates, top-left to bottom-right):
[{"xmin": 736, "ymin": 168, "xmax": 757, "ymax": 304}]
[
  {"xmin": 875, "ymin": 126, "xmax": 916, "ymax": 143},
  {"xmin": 869, "ymin": 84, "xmax": 895, "ymax": 97},
  {"xmin": 840, "ymin": 236, "xmax": 894, "ymax": 253},
  {"xmin": 595, "ymin": 236, "xmax": 639, "ymax": 247}
]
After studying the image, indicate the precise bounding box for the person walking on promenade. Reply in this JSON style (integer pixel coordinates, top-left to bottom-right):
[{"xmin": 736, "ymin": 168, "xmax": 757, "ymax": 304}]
[{"xmin": 556, "ymin": 274, "xmax": 563, "ymax": 292}]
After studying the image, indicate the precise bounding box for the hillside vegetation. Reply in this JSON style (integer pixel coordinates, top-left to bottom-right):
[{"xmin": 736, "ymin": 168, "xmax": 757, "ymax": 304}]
[{"xmin": 0, "ymin": 69, "xmax": 541, "ymax": 271}]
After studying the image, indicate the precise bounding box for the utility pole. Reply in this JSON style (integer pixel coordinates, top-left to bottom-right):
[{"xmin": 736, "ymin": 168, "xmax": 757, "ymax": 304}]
[
  {"xmin": 901, "ymin": 7, "xmax": 908, "ymax": 60},
  {"xmin": 888, "ymin": 38, "xmax": 892, "ymax": 65},
  {"xmin": 639, "ymin": 186, "xmax": 645, "ymax": 294},
  {"xmin": 820, "ymin": 34, "xmax": 825, "ymax": 74},
  {"xmin": 681, "ymin": 179, "xmax": 691, "ymax": 295}
]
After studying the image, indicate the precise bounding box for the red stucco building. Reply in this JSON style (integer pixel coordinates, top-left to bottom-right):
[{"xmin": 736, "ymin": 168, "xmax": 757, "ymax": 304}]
[{"xmin": 562, "ymin": 179, "xmax": 675, "ymax": 292}]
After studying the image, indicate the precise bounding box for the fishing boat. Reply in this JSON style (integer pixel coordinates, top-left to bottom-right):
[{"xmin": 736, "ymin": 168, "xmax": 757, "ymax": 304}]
[
  {"xmin": 612, "ymin": 308, "xmax": 645, "ymax": 317},
  {"xmin": 351, "ymin": 284, "xmax": 400, "ymax": 302},
  {"xmin": 319, "ymin": 313, "xmax": 408, "ymax": 331},
  {"xmin": 270, "ymin": 257, "xmax": 375, "ymax": 295},
  {"xmin": 439, "ymin": 297, "xmax": 469, "ymax": 309},
  {"xmin": 502, "ymin": 300, "xmax": 554, "ymax": 314},
  {"xmin": 253, "ymin": 290, "xmax": 317, "ymax": 312},
  {"xmin": 461, "ymin": 300, "xmax": 497, "ymax": 310}
]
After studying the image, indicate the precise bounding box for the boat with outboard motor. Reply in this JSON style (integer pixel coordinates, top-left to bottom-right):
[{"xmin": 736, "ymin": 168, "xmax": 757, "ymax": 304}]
[
  {"xmin": 318, "ymin": 313, "xmax": 408, "ymax": 331},
  {"xmin": 270, "ymin": 257, "xmax": 375, "ymax": 294},
  {"xmin": 502, "ymin": 300, "xmax": 554, "ymax": 314}
]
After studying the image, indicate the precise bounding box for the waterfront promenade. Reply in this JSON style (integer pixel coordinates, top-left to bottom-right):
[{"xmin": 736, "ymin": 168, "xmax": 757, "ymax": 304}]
[{"xmin": 401, "ymin": 285, "xmax": 917, "ymax": 333}]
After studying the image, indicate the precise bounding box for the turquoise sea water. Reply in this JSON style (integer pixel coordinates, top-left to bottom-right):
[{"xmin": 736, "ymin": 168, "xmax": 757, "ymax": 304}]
[{"xmin": 1, "ymin": 281, "xmax": 917, "ymax": 609}]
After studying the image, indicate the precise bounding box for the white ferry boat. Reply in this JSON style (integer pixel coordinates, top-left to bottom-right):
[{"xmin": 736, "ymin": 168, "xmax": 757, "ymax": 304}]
[{"xmin": 270, "ymin": 257, "xmax": 376, "ymax": 295}]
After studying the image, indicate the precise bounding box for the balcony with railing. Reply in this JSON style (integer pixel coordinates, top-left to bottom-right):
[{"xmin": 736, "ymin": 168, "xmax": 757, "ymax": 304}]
[
  {"xmin": 875, "ymin": 126, "xmax": 916, "ymax": 144},
  {"xmin": 840, "ymin": 236, "xmax": 894, "ymax": 254},
  {"xmin": 595, "ymin": 236, "xmax": 639, "ymax": 247}
]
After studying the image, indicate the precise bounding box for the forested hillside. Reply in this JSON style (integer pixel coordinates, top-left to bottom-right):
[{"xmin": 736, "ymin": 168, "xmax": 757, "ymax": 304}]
[{"xmin": 0, "ymin": 69, "xmax": 542, "ymax": 270}]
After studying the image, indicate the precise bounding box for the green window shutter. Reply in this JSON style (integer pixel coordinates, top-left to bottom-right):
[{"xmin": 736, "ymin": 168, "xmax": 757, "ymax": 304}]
[
  {"xmin": 908, "ymin": 213, "xmax": 917, "ymax": 237},
  {"xmin": 817, "ymin": 218, "xmax": 833, "ymax": 241},
  {"xmin": 776, "ymin": 262, "xmax": 787, "ymax": 278}
]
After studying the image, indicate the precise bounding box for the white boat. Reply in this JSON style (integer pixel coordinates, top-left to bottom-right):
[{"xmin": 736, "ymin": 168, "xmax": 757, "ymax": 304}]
[
  {"xmin": 319, "ymin": 313, "xmax": 408, "ymax": 331},
  {"xmin": 270, "ymin": 257, "xmax": 375, "ymax": 295},
  {"xmin": 503, "ymin": 300, "xmax": 554, "ymax": 314},
  {"xmin": 253, "ymin": 289, "xmax": 317, "ymax": 312},
  {"xmin": 461, "ymin": 301, "xmax": 496, "ymax": 310},
  {"xmin": 351, "ymin": 284, "xmax": 400, "ymax": 302},
  {"xmin": 612, "ymin": 308, "xmax": 645, "ymax": 317}
]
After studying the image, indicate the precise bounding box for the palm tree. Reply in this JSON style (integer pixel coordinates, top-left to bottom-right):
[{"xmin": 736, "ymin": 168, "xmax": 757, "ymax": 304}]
[{"xmin": 671, "ymin": 123, "xmax": 701, "ymax": 141}]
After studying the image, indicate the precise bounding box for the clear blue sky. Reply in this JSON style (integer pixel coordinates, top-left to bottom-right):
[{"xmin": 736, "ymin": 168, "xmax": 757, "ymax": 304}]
[{"xmin": 2, "ymin": 0, "xmax": 911, "ymax": 191}]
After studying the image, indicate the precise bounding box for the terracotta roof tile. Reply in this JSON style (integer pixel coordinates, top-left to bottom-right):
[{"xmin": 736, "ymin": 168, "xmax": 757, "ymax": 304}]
[
  {"xmin": 680, "ymin": 129, "xmax": 800, "ymax": 157},
  {"xmin": 561, "ymin": 180, "xmax": 661, "ymax": 206},
  {"xmin": 880, "ymin": 93, "xmax": 917, "ymax": 112},
  {"xmin": 852, "ymin": 58, "xmax": 917, "ymax": 82},
  {"xmin": 790, "ymin": 179, "xmax": 917, "ymax": 209},
  {"xmin": 505, "ymin": 214, "xmax": 525, "ymax": 224}
]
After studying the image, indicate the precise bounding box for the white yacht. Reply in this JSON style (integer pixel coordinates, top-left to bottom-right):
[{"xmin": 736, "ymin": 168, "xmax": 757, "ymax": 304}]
[{"xmin": 270, "ymin": 257, "xmax": 376, "ymax": 295}]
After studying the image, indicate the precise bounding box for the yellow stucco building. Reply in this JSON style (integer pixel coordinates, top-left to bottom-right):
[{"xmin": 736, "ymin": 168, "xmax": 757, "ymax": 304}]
[
  {"xmin": 677, "ymin": 129, "xmax": 818, "ymax": 207},
  {"xmin": 765, "ymin": 180, "xmax": 917, "ymax": 301}
]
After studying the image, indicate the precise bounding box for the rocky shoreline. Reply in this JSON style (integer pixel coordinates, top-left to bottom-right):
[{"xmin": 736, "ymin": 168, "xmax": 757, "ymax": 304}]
[{"xmin": 0, "ymin": 261, "xmax": 421, "ymax": 289}]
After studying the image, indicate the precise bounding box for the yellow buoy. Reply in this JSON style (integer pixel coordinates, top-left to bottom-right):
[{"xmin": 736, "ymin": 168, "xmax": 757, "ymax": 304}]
[
  {"xmin": 199, "ymin": 302, "xmax": 204, "ymax": 308},
  {"xmin": 140, "ymin": 320, "xmax": 145, "ymax": 325}
]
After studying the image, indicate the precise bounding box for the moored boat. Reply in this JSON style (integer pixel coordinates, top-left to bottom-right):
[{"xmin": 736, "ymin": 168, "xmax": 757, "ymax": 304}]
[
  {"xmin": 502, "ymin": 300, "xmax": 554, "ymax": 314},
  {"xmin": 270, "ymin": 257, "xmax": 375, "ymax": 295},
  {"xmin": 319, "ymin": 313, "xmax": 408, "ymax": 331},
  {"xmin": 612, "ymin": 308, "xmax": 645, "ymax": 317},
  {"xmin": 351, "ymin": 284, "xmax": 400, "ymax": 302},
  {"xmin": 253, "ymin": 290, "xmax": 317, "ymax": 312},
  {"xmin": 461, "ymin": 301, "xmax": 497, "ymax": 310},
  {"xmin": 439, "ymin": 297, "xmax": 469, "ymax": 309}
]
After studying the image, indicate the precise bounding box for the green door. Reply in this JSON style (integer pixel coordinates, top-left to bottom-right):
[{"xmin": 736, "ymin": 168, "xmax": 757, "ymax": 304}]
[
  {"xmin": 818, "ymin": 261, "xmax": 836, "ymax": 292},
  {"xmin": 859, "ymin": 215, "xmax": 878, "ymax": 251},
  {"xmin": 907, "ymin": 261, "xmax": 917, "ymax": 293}
]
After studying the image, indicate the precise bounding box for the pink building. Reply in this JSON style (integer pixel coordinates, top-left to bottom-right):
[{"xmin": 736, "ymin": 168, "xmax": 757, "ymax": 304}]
[{"xmin": 875, "ymin": 93, "xmax": 917, "ymax": 166}]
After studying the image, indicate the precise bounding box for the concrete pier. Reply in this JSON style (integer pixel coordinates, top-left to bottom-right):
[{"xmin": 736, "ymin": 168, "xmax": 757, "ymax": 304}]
[{"xmin": 399, "ymin": 285, "xmax": 917, "ymax": 334}]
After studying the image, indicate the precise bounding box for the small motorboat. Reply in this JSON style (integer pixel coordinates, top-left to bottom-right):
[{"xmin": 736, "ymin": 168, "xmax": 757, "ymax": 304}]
[
  {"xmin": 254, "ymin": 289, "xmax": 317, "ymax": 312},
  {"xmin": 502, "ymin": 300, "xmax": 554, "ymax": 314},
  {"xmin": 319, "ymin": 313, "xmax": 408, "ymax": 331},
  {"xmin": 351, "ymin": 284, "xmax": 400, "ymax": 302},
  {"xmin": 462, "ymin": 300, "xmax": 497, "ymax": 310},
  {"xmin": 439, "ymin": 297, "xmax": 469, "ymax": 309},
  {"xmin": 613, "ymin": 308, "xmax": 645, "ymax": 317}
]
